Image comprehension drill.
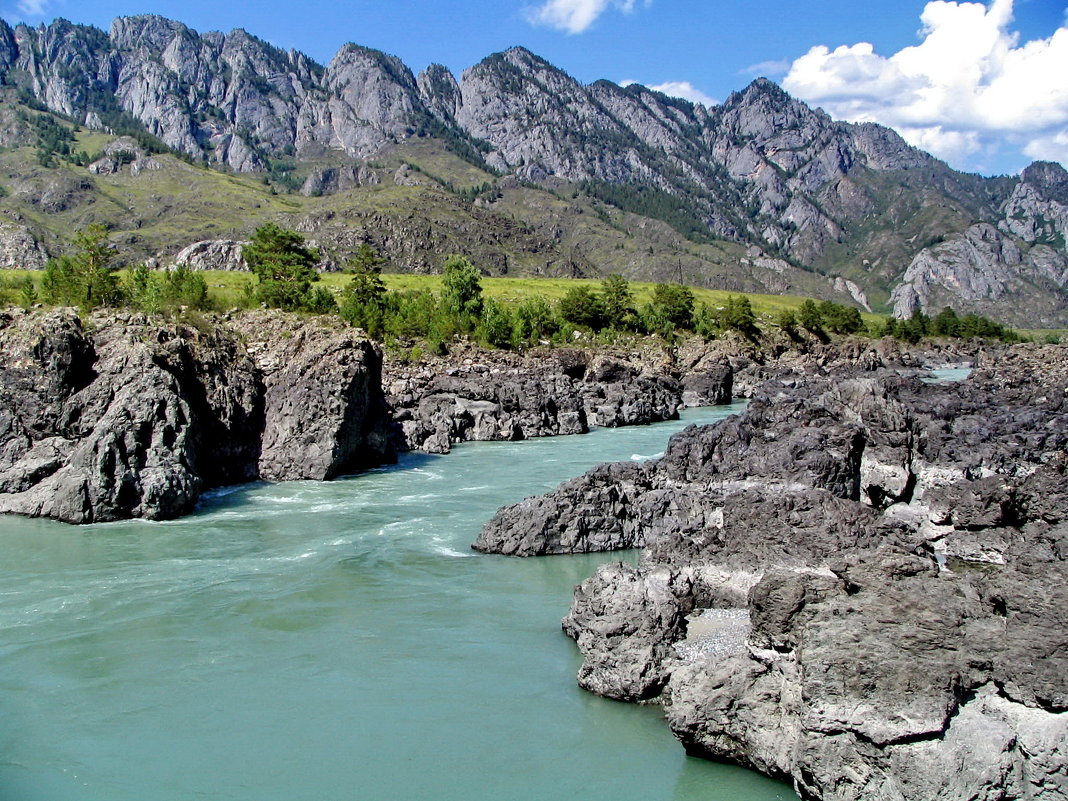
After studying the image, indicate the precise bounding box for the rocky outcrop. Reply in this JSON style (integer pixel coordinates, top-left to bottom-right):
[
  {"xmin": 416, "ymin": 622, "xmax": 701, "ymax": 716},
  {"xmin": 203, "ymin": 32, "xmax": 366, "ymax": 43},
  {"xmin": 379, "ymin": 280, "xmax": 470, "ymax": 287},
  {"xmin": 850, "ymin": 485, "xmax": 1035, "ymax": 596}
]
[
  {"xmin": 168, "ymin": 238, "xmax": 337, "ymax": 272},
  {"xmin": 0, "ymin": 308, "xmax": 392, "ymax": 523},
  {"xmin": 1000, "ymin": 161, "xmax": 1068, "ymax": 247},
  {"xmin": 172, "ymin": 239, "xmax": 247, "ymax": 271},
  {"xmin": 384, "ymin": 346, "xmax": 727, "ymax": 454},
  {"xmin": 890, "ymin": 222, "xmax": 1068, "ymax": 327},
  {"xmin": 0, "ymin": 221, "xmax": 48, "ymax": 268},
  {"xmin": 233, "ymin": 312, "xmax": 392, "ymax": 480},
  {"xmin": 478, "ymin": 349, "xmax": 1068, "ymax": 799},
  {"xmin": 300, "ymin": 164, "xmax": 380, "ymax": 197}
]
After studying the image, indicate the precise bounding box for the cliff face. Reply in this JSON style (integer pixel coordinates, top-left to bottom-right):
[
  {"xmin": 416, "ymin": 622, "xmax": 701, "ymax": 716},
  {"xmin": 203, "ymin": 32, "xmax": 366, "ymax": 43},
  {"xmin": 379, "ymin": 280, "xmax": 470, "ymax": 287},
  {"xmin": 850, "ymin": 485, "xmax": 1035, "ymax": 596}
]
[
  {"xmin": 476, "ymin": 350, "xmax": 1068, "ymax": 800},
  {"xmin": 892, "ymin": 163, "xmax": 1068, "ymax": 326},
  {"xmin": 3, "ymin": 14, "xmax": 1065, "ymax": 324},
  {"xmin": 0, "ymin": 308, "xmax": 393, "ymax": 523}
]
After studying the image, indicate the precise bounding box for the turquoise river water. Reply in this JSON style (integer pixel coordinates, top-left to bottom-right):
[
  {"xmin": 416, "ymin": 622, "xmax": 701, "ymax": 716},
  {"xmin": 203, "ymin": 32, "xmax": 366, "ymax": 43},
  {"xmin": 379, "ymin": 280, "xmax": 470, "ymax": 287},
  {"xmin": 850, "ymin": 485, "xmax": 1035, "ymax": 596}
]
[{"xmin": 0, "ymin": 403, "xmax": 799, "ymax": 801}]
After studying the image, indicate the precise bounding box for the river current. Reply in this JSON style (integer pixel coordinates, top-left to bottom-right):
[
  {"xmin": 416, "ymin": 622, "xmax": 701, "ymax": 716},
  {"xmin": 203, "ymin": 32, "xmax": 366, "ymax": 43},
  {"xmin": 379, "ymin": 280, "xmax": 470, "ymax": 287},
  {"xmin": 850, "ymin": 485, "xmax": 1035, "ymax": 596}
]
[{"xmin": 0, "ymin": 403, "xmax": 798, "ymax": 801}]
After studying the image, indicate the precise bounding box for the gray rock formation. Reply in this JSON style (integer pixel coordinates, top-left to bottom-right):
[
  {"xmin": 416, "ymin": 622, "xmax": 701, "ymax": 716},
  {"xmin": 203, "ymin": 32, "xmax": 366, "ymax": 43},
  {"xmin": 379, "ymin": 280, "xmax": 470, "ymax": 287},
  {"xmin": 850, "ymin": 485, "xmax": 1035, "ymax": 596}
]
[
  {"xmin": 168, "ymin": 238, "xmax": 337, "ymax": 272},
  {"xmin": 476, "ymin": 350, "xmax": 1068, "ymax": 800},
  {"xmin": 171, "ymin": 239, "xmax": 247, "ymax": 271},
  {"xmin": 0, "ymin": 221, "xmax": 48, "ymax": 268},
  {"xmin": 385, "ymin": 347, "xmax": 721, "ymax": 454},
  {"xmin": 1000, "ymin": 161, "xmax": 1068, "ymax": 246},
  {"xmin": 300, "ymin": 164, "xmax": 380, "ymax": 197},
  {"xmin": 233, "ymin": 312, "xmax": 393, "ymax": 481},
  {"xmin": 0, "ymin": 308, "xmax": 392, "ymax": 523},
  {"xmin": 890, "ymin": 222, "xmax": 1068, "ymax": 327}
]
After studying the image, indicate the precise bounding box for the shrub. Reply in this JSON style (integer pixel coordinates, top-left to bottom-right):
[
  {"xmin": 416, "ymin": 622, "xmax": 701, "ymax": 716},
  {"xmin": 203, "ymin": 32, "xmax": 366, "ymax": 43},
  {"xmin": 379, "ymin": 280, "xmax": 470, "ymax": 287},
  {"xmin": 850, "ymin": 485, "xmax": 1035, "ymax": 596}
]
[
  {"xmin": 558, "ymin": 286, "xmax": 605, "ymax": 330},
  {"xmin": 440, "ymin": 255, "xmax": 483, "ymax": 330},
  {"xmin": 40, "ymin": 225, "xmax": 123, "ymax": 311},
  {"xmin": 244, "ymin": 223, "xmax": 327, "ymax": 312}
]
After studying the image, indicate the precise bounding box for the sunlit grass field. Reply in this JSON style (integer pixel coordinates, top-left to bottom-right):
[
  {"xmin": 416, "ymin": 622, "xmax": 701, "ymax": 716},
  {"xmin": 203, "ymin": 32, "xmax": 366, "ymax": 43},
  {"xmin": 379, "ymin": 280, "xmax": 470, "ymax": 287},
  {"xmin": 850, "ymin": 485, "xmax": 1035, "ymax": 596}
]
[{"xmin": 7, "ymin": 268, "xmax": 1062, "ymax": 340}]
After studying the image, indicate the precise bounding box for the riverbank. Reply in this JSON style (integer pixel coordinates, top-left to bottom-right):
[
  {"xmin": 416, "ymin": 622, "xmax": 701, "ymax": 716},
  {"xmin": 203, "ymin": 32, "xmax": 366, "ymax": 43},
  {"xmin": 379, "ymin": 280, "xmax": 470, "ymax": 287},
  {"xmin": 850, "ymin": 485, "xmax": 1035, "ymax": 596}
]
[
  {"xmin": 478, "ymin": 346, "xmax": 1068, "ymax": 800},
  {"xmin": 1, "ymin": 305, "xmax": 990, "ymax": 523}
]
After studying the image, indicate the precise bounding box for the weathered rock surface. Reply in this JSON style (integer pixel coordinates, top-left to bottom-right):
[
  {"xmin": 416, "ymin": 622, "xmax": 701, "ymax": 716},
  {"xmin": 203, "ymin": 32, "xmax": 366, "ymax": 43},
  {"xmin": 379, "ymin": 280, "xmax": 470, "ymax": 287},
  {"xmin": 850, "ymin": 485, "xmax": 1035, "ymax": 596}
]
[
  {"xmin": 233, "ymin": 312, "xmax": 392, "ymax": 481},
  {"xmin": 890, "ymin": 221, "xmax": 1068, "ymax": 327},
  {"xmin": 0, "ymin": 221, "xmax": 49, "ymax": 269},
  {"xmin": 0, "ymin": 308, "xmax": 392, "ymax": 523},
  {"xmin": 385, "ymin": 346, "xmax": 732, "ymax": 455},
  {"xmin": 168, "ymin": 238, "xmax": 337, "ymax": 272},
  {"xmin": 172, "ymin": 239, "xmax": 247, "ymax": 271},
  {"xmin": 478, "ymin": 346, "xmax": 1068, "ymax": 800}
]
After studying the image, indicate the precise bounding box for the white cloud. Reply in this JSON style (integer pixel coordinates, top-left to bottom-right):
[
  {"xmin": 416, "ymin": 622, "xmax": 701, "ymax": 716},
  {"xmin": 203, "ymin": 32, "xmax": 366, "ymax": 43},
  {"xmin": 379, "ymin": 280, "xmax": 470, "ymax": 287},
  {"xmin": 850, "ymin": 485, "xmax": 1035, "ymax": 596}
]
[
  {"xmin": 782, "ymin": 0, "xmax": 1068, "ymax": 173},
  {"xmin": 648, "ymin": 81, "xmax": 717, "ymax": 107},
  {"xmin": 1024, "ymin": 130, "xmax": 1068, "ymax": 166},
  {"xmin": 740, "ymin": 59, "xmax": 792, "ymax": 77},
  {"xmin": 16, "ymin": 0, "xmax": 49, "ymax": 15},
  {"xmin": 526, "ymin": 0, "xmax": 644, "ymax": 34}
]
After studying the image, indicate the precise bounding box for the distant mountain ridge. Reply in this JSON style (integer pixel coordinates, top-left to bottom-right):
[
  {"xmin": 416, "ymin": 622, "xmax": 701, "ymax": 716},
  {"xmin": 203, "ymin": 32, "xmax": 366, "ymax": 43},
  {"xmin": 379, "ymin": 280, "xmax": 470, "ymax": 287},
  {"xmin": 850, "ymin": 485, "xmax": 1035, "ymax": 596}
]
[{"xmin": 1, "ymin": 14, "xmax": 1066, "ymax": 326}]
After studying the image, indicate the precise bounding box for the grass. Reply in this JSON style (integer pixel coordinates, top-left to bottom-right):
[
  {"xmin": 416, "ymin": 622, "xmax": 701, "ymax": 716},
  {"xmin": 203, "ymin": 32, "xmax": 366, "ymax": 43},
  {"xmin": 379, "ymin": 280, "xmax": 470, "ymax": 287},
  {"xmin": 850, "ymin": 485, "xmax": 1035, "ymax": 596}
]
[
  {"xmin": 3, "ymin": 265, "xmax": 858, "ymax": 321},
  {"xmin": 10, "ymin": 268, "xmax": 1062, "ymax": 344},
  {"xmin": 95, "ymin": 269, "xmax": 888, "ymax": 328}
]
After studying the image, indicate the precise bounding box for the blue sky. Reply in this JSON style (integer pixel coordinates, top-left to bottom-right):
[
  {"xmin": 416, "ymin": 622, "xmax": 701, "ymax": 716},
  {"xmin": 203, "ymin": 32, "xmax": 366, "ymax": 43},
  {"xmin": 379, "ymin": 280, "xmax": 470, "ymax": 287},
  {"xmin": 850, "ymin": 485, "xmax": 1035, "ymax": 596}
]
[{"xmin": 4, "ymin": 0, "xmax": 1067, "ymax": 176}]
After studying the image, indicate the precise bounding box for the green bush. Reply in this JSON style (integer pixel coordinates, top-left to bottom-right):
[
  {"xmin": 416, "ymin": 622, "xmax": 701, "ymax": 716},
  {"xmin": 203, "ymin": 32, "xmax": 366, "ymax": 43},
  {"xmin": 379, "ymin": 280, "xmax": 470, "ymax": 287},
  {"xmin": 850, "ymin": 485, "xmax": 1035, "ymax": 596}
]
[
  {"xmin": 645, "ymin": 283, "xmax": 694, "ymax": 332},
  {"xmin": 512, "ymin": 296, "xmax": 559, "ymax": 347},
  {"xmin": 124, "ymin": 263, "xmax": 210, "ymax": 314},
  {"xmin": 558, "ymin": 286, "xmax": 605, "ymax": 330},
  {"xmin": 244, "ymin": 223, "xmax": 333, "ymax": 312},
  {"xmin": 440, "ymin": 255, "xmax": 483, "ymax": 330},
  {"xmin": 476, "ymin": 298, "xmax": 514, "ymax": 349},
  {"xmin": 599, "ymin": 274, "xmax": 635, "ymax": 330},
  {"xmin": 40, "ymin": 225, "xmax": 123, "ymax": 311}
]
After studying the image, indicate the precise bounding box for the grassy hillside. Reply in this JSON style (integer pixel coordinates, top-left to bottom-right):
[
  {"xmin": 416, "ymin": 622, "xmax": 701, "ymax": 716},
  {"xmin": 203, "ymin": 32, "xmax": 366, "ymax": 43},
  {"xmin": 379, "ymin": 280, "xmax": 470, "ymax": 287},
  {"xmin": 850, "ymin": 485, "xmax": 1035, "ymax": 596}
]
[{"xmin": 0, "ymin": 99, "xmax": 869, "ymax": 312}]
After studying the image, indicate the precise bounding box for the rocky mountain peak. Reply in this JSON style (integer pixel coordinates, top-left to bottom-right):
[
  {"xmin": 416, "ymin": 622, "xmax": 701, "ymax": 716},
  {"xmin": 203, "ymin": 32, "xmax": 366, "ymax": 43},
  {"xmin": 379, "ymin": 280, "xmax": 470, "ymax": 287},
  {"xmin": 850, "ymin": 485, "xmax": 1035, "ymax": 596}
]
[
  {"xmin": 717, "ymin": 77, "xmax": 832, "ymax": 145},
  {"xmin": 109, "ymin": 14, "xmax": 190, "ymax": 52},
  {"xmin": 1021, "ymin": 160, "xmax": 1068, "ymax": 203},
  {"xmin": 417, "ymin": 63, "xmax": 461, "ymax": 122}
]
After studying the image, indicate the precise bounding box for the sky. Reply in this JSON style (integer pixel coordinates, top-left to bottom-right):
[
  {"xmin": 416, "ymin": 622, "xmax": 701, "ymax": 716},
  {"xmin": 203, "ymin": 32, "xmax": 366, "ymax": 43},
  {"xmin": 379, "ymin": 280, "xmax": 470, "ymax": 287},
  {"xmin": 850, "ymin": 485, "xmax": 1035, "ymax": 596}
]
[{"xmin": 3, "ymin": 0, "xmax": 1066, "ymax": 176}]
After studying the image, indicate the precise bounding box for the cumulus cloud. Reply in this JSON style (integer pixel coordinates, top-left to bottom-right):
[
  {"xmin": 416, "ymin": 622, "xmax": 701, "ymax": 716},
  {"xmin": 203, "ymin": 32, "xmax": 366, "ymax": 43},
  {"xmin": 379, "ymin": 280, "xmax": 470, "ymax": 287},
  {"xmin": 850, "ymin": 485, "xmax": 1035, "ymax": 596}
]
[
  {"xmin": 782, "ymin": 0, "xmax": 1068, "ymax": 173},
  {"xmin": 526, "ymin": 0, "xmax": 644, "ymax": 34}
]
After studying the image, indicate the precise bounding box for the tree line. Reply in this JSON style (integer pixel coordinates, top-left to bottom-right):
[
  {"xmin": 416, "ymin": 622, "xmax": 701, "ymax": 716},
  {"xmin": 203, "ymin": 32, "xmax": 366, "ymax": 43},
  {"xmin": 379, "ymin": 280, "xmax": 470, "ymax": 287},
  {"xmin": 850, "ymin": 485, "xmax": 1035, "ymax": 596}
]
[{"xmin": 11, "ymin": 223, "xmax": 1026, "ymax": 351}]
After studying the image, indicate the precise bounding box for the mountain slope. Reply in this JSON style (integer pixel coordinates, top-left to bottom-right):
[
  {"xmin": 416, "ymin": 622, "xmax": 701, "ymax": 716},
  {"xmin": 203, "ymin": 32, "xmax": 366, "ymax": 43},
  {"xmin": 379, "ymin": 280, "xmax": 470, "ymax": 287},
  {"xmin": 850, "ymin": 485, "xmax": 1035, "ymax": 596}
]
[{"xmin": 0, "ymin": 14, "xmax": 1065, "ymax": 326}]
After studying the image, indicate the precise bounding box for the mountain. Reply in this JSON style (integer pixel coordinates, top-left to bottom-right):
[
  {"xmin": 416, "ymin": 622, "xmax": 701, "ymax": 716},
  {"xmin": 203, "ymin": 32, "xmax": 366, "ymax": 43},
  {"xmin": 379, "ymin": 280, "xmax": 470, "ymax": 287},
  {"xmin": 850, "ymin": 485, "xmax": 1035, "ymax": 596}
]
[{"xmin": 0, "ymin": 14, "xmax": 1065, "ymax": 327}]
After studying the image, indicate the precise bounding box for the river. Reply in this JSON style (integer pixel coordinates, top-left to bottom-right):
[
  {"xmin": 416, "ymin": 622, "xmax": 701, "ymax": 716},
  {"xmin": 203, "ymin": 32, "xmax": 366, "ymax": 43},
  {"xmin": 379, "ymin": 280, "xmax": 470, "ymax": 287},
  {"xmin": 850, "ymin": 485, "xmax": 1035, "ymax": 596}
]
[{"xmin": 0, "ymin": 402, "xmax": 798, "ymax": 801}]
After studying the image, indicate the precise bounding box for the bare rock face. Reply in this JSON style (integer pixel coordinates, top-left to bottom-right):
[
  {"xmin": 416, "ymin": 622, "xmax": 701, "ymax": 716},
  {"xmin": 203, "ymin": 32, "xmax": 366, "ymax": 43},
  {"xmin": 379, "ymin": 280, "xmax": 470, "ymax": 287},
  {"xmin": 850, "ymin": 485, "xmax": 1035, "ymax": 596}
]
[
  {"xmin": 232, "ymin": 312, "xmax": 392, "ymax": 481},
  {"xmin": 478, "ymin": 354, "xmax": 1068, "ymax": 800},
  {"xmin": 890, "ymin": 222, "xmax": 1068, "ymax": 326},
  {"xmin": 172, "ymin": 239, "xmax": 246, "ymax": 271},
  {"xmin": 385, "ymin": 347, "xmax": 716, "ymax": 456},
  {"xmin": 169, "ymin": 238, "xmax": 336, "ymax": 272},
  {"xmin": 300, "ymin": 164, "xmax": 380, "ymax": 197},
  {"xmin": 1000, "ymin": 161, "xmax": 1068, "ymax": 246},
  {"xmin": 417, "ymin": 63, "xmax": 461, "ymax": 123},
  {"xmin": 0, "ymin": 309, "xmax": 257, "ymax": 522},
  {"xmin": 0, "ymin": 309, "xmax": 392, "ymax": 523},
  {"xmin": 0, "ymin": 221, "xmax": 49, "ymax": 269}
]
